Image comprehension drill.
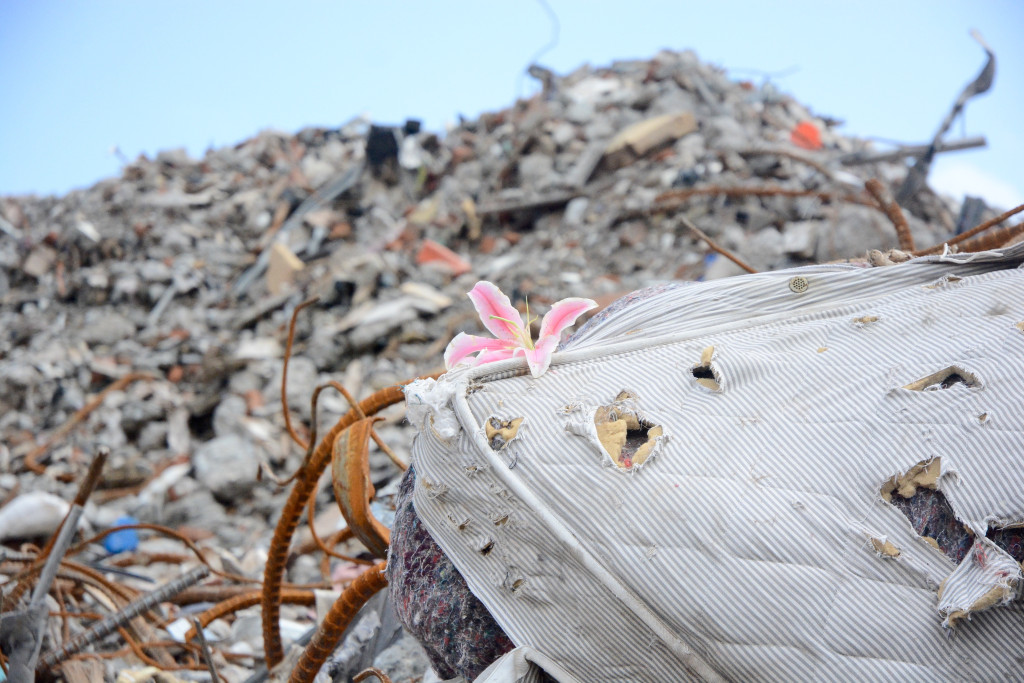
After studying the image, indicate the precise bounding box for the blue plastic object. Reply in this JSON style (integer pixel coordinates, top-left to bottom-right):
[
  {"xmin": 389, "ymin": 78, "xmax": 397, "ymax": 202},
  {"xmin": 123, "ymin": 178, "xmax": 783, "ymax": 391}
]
[{"xmin": 104, "ymin": 515, "xmax": 139, "ymax": 554}]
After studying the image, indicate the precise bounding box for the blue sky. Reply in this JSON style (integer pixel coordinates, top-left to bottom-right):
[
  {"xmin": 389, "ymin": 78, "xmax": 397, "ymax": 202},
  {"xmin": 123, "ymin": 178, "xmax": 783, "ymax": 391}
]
[{"xmin": 1, "ymin": 1, "xmax": 1022, "ymax": 209}]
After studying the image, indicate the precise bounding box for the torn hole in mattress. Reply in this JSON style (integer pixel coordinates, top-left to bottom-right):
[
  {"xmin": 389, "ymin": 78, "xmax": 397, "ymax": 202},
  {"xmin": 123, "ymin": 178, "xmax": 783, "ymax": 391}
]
[
  {"xmin": 869, "ymin": 537, "xmax": 901, "ymax": 558},
  {"xmin": 593, "ymin": 390, "xmax": 665, "ymax": 470},
  {"xmin": 889, "ymin": 487, "xmax": 973, "ymax": 563},
  {"xmin": 891, "ymin": 489, "xmax": 1024, "ymax": 565},
  {"xmin": 937, "ymin": 538, "xmax": 1023, "ymax": 628},
  {"xmin": 420, "ymin": 477, "xmax": 450, "ymax": 500},
  {"xmin": 560, "ymin": 392, "xmax": 668, "ymax": 472},
  {"xmin": 502, "ymin": 566, "xmax": 526, "ymax": 593},
  {"xmin": 691, "ymin": 345, "xmax": 722, "ymax": 391},
  {"xmin": 988, "ymin": 526, "xmax": 1024, "ymax": 563},
  {"xmin": 486, "ymin": 481, "xmax": 513, "ymax": 499},
  {"xmin": 880, "ymin": 457, "xmax": 942, "ymax": 503},
  {"xmin": 447, "ymin": 511, "xmax": 471, "ymax": 531},
  {"xmin": 881, "ymin": 458, "xmax": 970, "ymax": 562},
  {"xmin": 463, "ymin": 462, "xmax": 487, "ymax": 477},
  {"xmin": 883, "ymin": 462, "xmax": 1024, "ymax": 628},
  {"xmin": 883, "ymin": 459, "xmax": 1024, "ymax": 564},
  {"xmin": 485, "ymin": 416, "xmax": 524, "ymax": 451},
  {"xmin": 923, "ymin": 274, "xmax": 964, "ymax": 289},
  {"xmin": 902, "ymin": 365, "xmax": 980, "ymax": 392}
]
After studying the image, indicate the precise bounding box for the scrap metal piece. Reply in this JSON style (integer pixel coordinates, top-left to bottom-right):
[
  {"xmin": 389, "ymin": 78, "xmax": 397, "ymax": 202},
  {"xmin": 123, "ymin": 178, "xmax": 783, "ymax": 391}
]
[{"xmin": 896, "ymin": 31, "xmax": 995, "ymax": 203}]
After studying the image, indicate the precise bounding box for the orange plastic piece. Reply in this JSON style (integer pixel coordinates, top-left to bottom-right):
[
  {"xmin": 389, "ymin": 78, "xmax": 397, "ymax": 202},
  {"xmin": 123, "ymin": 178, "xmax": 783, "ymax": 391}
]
[{"xmin": 791, "ymin": 121, "xmax": 823, "ymax": 150}]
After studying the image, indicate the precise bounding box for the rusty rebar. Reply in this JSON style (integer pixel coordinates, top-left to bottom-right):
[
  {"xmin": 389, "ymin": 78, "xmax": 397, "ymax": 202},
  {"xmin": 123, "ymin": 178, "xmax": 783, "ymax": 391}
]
[
  {"xmin": 282, "ymin": 297, "xmax": 319, "ymax": 451},
  {"xmin": 332, "ymin": 417, "xmax": 391, "ymax": 558},
  {"xmin": 36, "ymin": 448, "xmax": 108, "ymax": 566},
  {"xmin": 183, "ymin": 588, "xmax": 316, "ymax": 643},
  {"xmin": 651, "ymin": 184, "xmax": 876, "ymax": 212},
  {"xmin": 5, "ymin": 448, "xmax": 111, "ymax": 608},
  {"xmin": 38, "ymin": 565, "xmax": 210, "ymax": 672},
  {"xmin": 956, "ymin": 221, "xmax": 1024, "ymax": 253},
  {"xmin": 288, "ymin": 562, "xmax": 388, "ymax": 683},
  {"xmin": 171, "ymin": 584, "xmax": 260, "ymax": 606},
  {"xmin": 302, "ymin": 382, "xmax": 391, "ymax": 569},
  {"xmin": 2, "ymin": 557, "xmax": 138, "ymax": 608},
  {"xmin": 327, "ymin": 380, "xmax": 406, "ymax": 471},
  {"xmin": 679, "ymin": 216, "xmax": 757, "ymax": 274},
  {"xmin": 72, "ymin": 523, "xmax": 258, "ymax": 586},
  {"xmin": 21, "ymin": 374, "xmax": 152, "ymax": 475},
  {"xmin": 354, "ymin": 667, "xmax": 395, "ymax": 683},
  {"xmin": 864, "ymin": 179, "xmax": 914, "ymax": 251},
  {"xmin": 305, "ymin": 487, "xmax": 375, "ymax": 566},
  {"xmin": 914, "ymin": 202, "xmax": 1024, "ymax": 255},
  {"xmin": 261, "ymin": 384, "xmax": 411, "ymax": 668}
]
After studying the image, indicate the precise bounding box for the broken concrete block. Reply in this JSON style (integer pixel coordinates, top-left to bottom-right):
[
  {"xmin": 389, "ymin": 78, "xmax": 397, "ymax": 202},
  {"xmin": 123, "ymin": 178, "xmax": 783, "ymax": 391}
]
[
  {"xmin": 408, "ymin": 196, "xmax": 440, "ymax": 226},
  {"xmin": 266, "ymin": 242, "xmax": 303, "ymax": 295},
  {"xmin": 0, "ymin": 491, "xmax": 74, "ymax": 540},
  {"xmin": 563, "ymin": 197, "xmax": 589, "ymax": 226},
  {"xmin": 517, "ymin": 154, "xmax": 556, "ymax": 189},
  {"xmin": 461, "ymin": 198, "xmax": 481, "ymax": 240},
  {"xmin": 400, "ymin": 281, "xmax": 453, "ymax": 309},
  {"xmin": 604, "ymin": 112, "xmax": 697, "ymax": 169},
  {"xmin": 22, "ymin": 244, "xmax": 57, "ymax": 278},
  {"xmin": 302, "ymin": 208, "xmax": 345, "ymax": 230},
  {"xmin": 783, "ymin": 221, "xmax": 819, "ymax": 259}
]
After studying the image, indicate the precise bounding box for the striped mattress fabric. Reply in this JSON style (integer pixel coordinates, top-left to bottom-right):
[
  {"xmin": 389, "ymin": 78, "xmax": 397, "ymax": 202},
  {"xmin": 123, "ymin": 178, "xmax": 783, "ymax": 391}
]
[{"xmin": 404, "ymin": 243, "xmax": 1024, "ymax": 682}]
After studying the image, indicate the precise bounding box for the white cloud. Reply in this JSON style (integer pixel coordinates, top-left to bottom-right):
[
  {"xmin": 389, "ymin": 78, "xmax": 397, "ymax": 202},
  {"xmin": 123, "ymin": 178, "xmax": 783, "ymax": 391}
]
[{"xmin": 929, "ymin": 160, "xmax": 1024, "ymax": 211}]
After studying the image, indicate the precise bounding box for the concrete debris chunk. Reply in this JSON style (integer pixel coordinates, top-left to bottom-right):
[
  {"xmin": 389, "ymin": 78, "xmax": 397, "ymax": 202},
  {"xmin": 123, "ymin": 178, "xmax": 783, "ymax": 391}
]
[
  {"xmin": 603, "ymin": 112, "xmax": 698, "ymax": 169},
  {"xmin": 22, "ymin": 244, "xmax": 57, "ymax": 278},
  {"xmin": 266, "ymin": 241, "xmax": 304, "ymax": 295}
]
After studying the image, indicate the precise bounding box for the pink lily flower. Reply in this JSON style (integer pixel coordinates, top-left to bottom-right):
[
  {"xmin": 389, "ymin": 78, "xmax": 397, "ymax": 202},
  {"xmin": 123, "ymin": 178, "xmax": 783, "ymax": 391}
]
[{"xmin": 444, "ymin": 281, "xmax": 597, "ymax": 378}]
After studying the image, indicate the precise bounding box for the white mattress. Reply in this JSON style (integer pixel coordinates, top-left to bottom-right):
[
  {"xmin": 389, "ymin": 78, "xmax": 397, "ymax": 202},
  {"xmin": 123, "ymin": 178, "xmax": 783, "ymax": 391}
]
[{"xmin": 405, "ymin": 243, "xmax": 1024, "ymax": 682}]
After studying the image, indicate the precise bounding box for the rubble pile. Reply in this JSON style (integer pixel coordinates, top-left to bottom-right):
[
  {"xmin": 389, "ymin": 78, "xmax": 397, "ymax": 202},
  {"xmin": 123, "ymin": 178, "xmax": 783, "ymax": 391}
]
[{"xmin": 0, "ymin": 49, "xmax": 1001, "ymax": 681}]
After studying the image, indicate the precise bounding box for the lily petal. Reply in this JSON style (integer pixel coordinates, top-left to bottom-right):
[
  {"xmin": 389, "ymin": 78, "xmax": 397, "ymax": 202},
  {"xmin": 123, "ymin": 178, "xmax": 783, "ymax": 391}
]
[
  {"xmin": 538, "ymin": 297, "xmax": 597, "ymax": 340},
  {"xmin": 467, "ymin": 281, "xmax": 526, "ymax": 342},
  {"xmin": 475, "ymin": 348, "xmax": 518, "ymax": 365},
  {"xmin": 444, "ymin": 332, "xmax": 512, "ymax": 369},
  {"xmin": 523, "ymin": 334, "xmax": 560, "ymax": 378}
]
